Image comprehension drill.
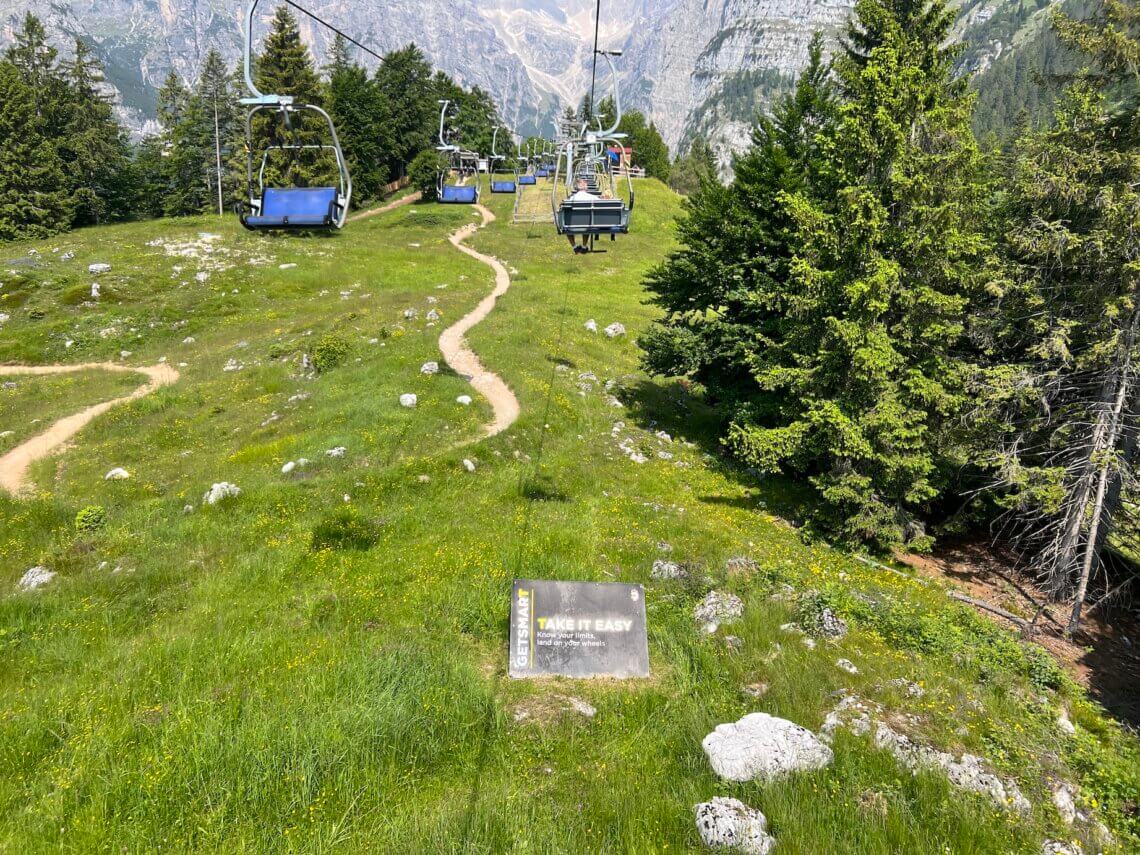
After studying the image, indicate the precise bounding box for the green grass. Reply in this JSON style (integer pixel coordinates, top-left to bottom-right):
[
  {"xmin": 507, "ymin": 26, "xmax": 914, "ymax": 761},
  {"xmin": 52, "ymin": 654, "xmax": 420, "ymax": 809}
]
[
  {"xmin": 1, "ymin": 370, "xmax": 144, "ymax": 451},
  {"xmin": 0, "ymin": 182, "xmax": 1136, "ymax": 852}
]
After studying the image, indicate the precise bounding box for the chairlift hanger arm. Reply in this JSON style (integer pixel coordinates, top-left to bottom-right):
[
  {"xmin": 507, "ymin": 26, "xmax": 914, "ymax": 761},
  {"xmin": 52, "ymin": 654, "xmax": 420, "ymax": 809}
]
[{"xmin": 243, "ymin": 0, "xmax": 383, "ymax": 100}]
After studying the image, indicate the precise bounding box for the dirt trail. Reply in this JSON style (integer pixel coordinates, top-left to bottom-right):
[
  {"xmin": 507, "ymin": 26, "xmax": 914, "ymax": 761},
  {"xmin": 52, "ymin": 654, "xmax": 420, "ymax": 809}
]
[
  {"xmin": 442, "ymin": 205, "xmax": 520, "ymax": 439},
  {"xmin": 347, "ymin": 191, "xmax": 423, "ymax": 223},
  {"xmin": 0, "ymin": 362, "xmax": 179, "ymax": 495}
]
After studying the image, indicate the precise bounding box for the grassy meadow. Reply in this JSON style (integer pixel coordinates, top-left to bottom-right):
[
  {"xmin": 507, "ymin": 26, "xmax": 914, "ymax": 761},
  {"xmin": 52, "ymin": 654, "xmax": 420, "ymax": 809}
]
[{"xmin": 0, "ymin": 181, "xmax": 1137, "ymax": 852}]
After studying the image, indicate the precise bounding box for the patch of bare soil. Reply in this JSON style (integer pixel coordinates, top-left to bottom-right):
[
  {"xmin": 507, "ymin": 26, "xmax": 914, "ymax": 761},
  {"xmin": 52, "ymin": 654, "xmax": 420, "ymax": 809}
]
[{"xmin": 899, "ymin": 542, "xmax": 1140, "ymax": 727}]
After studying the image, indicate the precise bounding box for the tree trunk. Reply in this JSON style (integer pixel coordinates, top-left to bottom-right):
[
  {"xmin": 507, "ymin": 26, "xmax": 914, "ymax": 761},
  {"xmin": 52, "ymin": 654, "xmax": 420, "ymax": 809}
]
[{"xmin": 1067, "ymin": 308, "xmax": 1139, "ymax": 634}]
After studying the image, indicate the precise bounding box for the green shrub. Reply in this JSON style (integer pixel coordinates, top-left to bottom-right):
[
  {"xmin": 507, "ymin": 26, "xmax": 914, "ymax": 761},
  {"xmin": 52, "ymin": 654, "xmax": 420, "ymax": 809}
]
[
  {"xmin": 408, "ymin": 149, "xmax": 445, "ymax": 202},
  {"xmin": 75, "ymin": 505, "xmax": 107, "ymax": 533},
  {"xmin": 311, "ymin": 333, "xmax": 349, "ymax": 373}
]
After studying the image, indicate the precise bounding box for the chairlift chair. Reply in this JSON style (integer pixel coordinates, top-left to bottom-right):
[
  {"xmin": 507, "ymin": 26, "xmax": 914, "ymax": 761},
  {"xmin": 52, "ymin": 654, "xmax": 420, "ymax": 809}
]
[
  {"xmin": 489, "ymin": 127, "xmax": 518, "ymax": 193},
  {"xmin": 435, "ymin": 100, "xmax": 480, "ymax": 204},
  {"xmin": 237, "ymin": 0, "xmax": 350, "ymax": 230},
  {"xmin": 552, "ymin": 50, "xmax": 634, "ymax": 251}
]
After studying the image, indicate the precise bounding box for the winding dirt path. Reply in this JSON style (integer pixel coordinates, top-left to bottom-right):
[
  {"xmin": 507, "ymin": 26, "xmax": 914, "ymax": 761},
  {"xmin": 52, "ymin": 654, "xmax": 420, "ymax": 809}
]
[
  {"xmin": 442, "ymin": 204, "xmax": 520, "ymax": 439},
  {"xmin": 347, "ymin": 191, "xmax": 423, "ymax": 223},
  {"xmin": 0, "ymin": 362, "xmax": 179, "ymax": 495}
]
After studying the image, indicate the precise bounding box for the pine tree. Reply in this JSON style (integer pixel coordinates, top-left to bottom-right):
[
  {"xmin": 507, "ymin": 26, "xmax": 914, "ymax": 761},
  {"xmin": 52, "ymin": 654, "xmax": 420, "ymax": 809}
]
[
  {"xmin": 252, "ymin": 7, "xmax": 327, "ymax": 188},
  {"xmin": 60, "ymin": 39, "xmax": 132, "ymax": 224},
  {"xmin": 0, "ymin": 60, "xmax": 72, "ymax": 239},
  {"xmin": 974, "ymin": 1, "xmax": 1140, "ymax": 632},
  {"xmin": 375, "ymin": 44, "xmax": 436, "ymax": 177},
  {"xmin": 325, "ymin": 35, "xmax": 390, "ymax": 203},
  {"xmin": 196, "ymin": 48, "xmax": 242, "ymax": 213}
]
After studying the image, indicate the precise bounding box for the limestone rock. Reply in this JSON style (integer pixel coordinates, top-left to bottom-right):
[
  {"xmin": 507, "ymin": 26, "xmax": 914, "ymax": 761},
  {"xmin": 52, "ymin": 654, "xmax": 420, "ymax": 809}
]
[
  {"xmin": 399, "ymin": 393, "xmax": 417, "ymax": 408},
  {"xmin": 651, "ymin": 559, "xmax": 687, "ymax": 580},
  {"xmin": 1041, "ymin": 842, "xmax": 1082, "ymax": 855},
  {"xmin": 456, "ymin": 395, "xmax": 472, "ymax": 406},
  {"xmin": 462, "ymin": 458, "xmax": 476, "ymax": 472},
  {"xmin": 18, "ymin": 566, "xmax": 56, "ymax": 591},
  {"xmin": 702, "ymin": 712, "xmax": 833, "ymax": 782},
  {"xmin": 694, "ymin": 797, "xmax": 776, "ymax": 855},
  {"xmin": 203, "ymin": 482, "xmax": 241, "ymax": 505},
  {"xmin": 326, "ymin": 447, "xmax": 347, "ymax": 458},
  {"xmin": 421, "ymin": 361, "xmax": 439, "ymax": 375},
  {"xmin": 584, "ymin": 319, "xmax": 598, "ymax": 333},
  {"xmin": 694, "ymin": 590, "xmax": 743, "ymax": 633},
  {"xmin": 88, "ymin": 263, "xmax": 111, "ymax": 274},
  {"xmin": 604, "ymin": 322, "xmax": 626, "ymax": 338},
  {"xmin": 104, "ymin": 467, "xmax": 131, "ymax": 480}
]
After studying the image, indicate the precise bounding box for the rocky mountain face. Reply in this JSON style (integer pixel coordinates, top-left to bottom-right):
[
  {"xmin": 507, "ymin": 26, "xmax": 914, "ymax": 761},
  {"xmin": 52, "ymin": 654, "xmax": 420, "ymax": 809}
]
[{"xmin": 1, "ymin": 0, "xmax": 1056, "ymax": 161}]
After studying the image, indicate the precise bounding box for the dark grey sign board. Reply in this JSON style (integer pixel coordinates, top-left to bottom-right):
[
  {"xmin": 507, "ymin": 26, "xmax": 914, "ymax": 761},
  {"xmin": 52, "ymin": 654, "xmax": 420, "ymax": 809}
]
[{"xmin": 509, "ymin": 579, "xmax": 650, "ymax": 678}]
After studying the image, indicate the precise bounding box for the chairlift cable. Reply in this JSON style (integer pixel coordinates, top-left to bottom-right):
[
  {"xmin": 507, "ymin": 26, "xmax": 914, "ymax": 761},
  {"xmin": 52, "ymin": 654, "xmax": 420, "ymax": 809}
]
[
  {"xmin": 588, "ymin": 0, "xmax": 602, "ymax": 117},
  {"xmin": 280, "ymin": 0, "xmax": 385, "ymax": 63}
]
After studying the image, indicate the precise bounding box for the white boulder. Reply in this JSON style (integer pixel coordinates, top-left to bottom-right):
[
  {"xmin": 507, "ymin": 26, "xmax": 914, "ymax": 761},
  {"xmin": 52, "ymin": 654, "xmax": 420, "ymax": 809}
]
[
  {"xmin": 703, "ymin": 713, "xmax": 834, "ymax": 782},
  {"xmin": 104, "ymin": 467, "xmax": 131, "ymax": 480},
  {"xmin": 604, "ymin": 322, "xmax": 626, "ymax": 338},
  {"xmin": 203, "ymin": 482, "xmax": 241, "ymax": 505},
  {"xmin": 456, "ymin": 395, "xmax": 472, "ymax": 406},
  {"xmin": 18, "ymin": 566, "xmax": 56, "ymax": 591},
  {"xmin": 694, "ymin": 797, "xmax": 776, "ymax": 855},
  {"xmin": 399, "ymin": 393, "xmax": 417, "ymax": 408},
  {"xmin": 326, "ymin": 447, "xmax": 347, "ymax": 458},
  {"xmin": 651, "ymin": 559, "xmax": 687, "ymax": 580},
  {"xmin": 584, "ymin": 319, "xmax": 598, "ymax": 333},
  {"xmin": 88, "ymin": 263, "xmax": 111, "ymax": 275},
  {"xmin": 462, "ymin": 458, "xmax": 476, "ymax": 472},
  {"xmin": 694, "ymin": 590, "xmax": 744, "ymax": 634},
  {"xmin": 420, "ymin": 361, "xmax": 439, "ymax": 375}
]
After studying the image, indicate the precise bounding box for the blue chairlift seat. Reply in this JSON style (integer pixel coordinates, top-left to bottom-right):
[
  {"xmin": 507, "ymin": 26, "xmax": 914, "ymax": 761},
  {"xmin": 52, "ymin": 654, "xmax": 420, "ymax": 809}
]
[
  {"xmin": 556, "ymin": 198, "xmax": 629, "ymax": 235},
  {"xmin": 518, "ymin": 174, "xmax": 537, "ymax": 185},
  {"xmin": 491, "ymin": 180, "xmax": 517, "ymax": 193},
  {"xmin": 242, "ymin": 187, "xmax": 340, "ymax": 229},
  {"xmin": 439, "ymin": 184, "xmax": 478, "ymax": 204},
  {"xmin": 535, "ymin": 167, "xmax": 551, "ymax": 178}
]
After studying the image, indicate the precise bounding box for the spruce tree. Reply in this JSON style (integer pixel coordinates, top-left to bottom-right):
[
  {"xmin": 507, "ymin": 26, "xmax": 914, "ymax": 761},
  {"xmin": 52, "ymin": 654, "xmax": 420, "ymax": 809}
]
[
  {"xmin": 253, "ymin": 7, "xmax": 327, "ymax": 188},
  {"xmin": 325, "ymin": 35, "xmax": 390, "ymax": 202},
  {"xmin": 196, "ymin": 48, "xmax": 242, "ymax": 214},
  {"xmin": 0, "ymin": 60, "xmax": 72, "ymax": 239},
  {"xmin": 375, "ymin": 44, "xmax": 437, "ymax": 177},
  {"xmin": 60, "ymin": 39, "xmax": 132, "ymax": 224}
]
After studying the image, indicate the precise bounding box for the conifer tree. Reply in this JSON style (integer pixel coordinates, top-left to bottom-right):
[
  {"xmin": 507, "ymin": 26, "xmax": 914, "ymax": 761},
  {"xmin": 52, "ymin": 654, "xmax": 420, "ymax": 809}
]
[
  {"xmin": 253, "ymin": 7, "xmax": 327, "ymax": 188},
  {"xmin": 375, "ymin": 44, "xmax": 438, "ymax": 177},
  {"xmin": 0, "ymin": 60, "xmax": 72, "ymax": 239},
  {"xmin": 325, "ymin": 35, "xmax": 390, "ymax": 202},
  {"xmin": 196, "ymin": 48, "xmax": 242, "ymax": 213},
  {"xmin": 60, "ymin": 39, "xmax": 132, "ymax": 224}
]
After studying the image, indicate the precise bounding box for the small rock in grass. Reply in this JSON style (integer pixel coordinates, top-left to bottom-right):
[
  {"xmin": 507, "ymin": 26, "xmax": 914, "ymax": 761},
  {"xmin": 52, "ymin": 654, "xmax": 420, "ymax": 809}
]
[
  {"xmin": 604, "ymin": 322, "xmax": 625, "ymax": 338},
  {"xmin": 462, "ymin": 459, "xmax": 476, "ymax": 473},
  {"xmin": 90, "ymin": 282, "xmax": 100, "ymax": 298},
  {"xmin": 694, "ymin": 797, "xmax": 776, "ymax": 855},
  {"xmin": 417, "ymin": 474, "xmax": 430, "ymax": 483},
  {"xmin": 888, "ymin": 678, "xmax": 925, "ymax": 698},
  {"xmin": 584, "ymin": 319, "xmax": 598, "ymax": 333},
  {"xmin": 651, "ymin": 559, "xmax": 687, "ymax": 580},
  {"xmin": 1041, "ymin": 843, "xmax": 1081, "ymax": 855},
  {"xmin": 403, "ymin": 308, "xmax": 417, "ymax": 320},
  {"xmin": 223, "ymin": 358, "xmax": 243, "ymax": 372},
  {"xmin": 18, "ymin": 566, "xmax": 56, "ymax": 591},
  {"xmin": 88, "ymin": 263, "xmax": 111, "ymax": 274},
  {"xmin": 326, "ymin": 447, "xmax": 346, "ymax": 458},
  {"xmin": 726, "ymin": 556, "xmax": 758, "ymax": 576},
  {"xmin": 421, "ymin": 361, "xmax": 439, "ymax": 375},
  {"xmin": 399, "ymin": 393, "xmax": 417, "ymax": 408},
  {"xmin": 0, "ymin": 313, "xmax": 9, "ymax": 325},
  {"xmin": 1052, "ymin": 782, "xmax": 1079, "ymax": 825},
  {"xmin": 694, "ymin": 590, "xmax": 744, "ymax": 634},
  {"xmin": 203, "ymin": 482, "xmax": 241, "ymax": 505},
  {"xmin": 564, "ymin": 696, "xmax": 596, "ymax": 718},
  {"xmin": 182, "ymin": 336, "xmax": 195, "ymax": 345},
  {"xmin": 724, "ymin": 635, "xmax": 743, "ymax": 651},
  {"xmin": 279, "ymin": 263, "xmax": 297, "ymax": 270},
  {"xmin": 836, "ymin": 658, "xmax": 859, "ymax": 675},
  {"xmin": 426, "ymin": 309, "xmax": 440, "ymax": 321},
  {"xmin": 119, "ymin": 350, "xmax": 132, "ymax": 359},
  {"xmin": 281, "ymin": 461, "xmax": 298, "ymax": 474},
  {"xmin": 1056, "ymin": 709, "xmax": 1076, "ymax": 736},
  {"xmin": 742, "ymin": 682, "xmax": 769, "ymax": 699},
  {"xmin": 817, "ymin": 607, "xmax": 849, "ymax": 639},
  {"xmin": 104, "ymin": 467, "xmax": 131, "ymax": 481},
  {"xmin": 702, "ymin": 712, "xmax": 833, "ymax": 782},
  {"xmin": 456, "ymin": 395, "xmax": 472, "ymax": 406}
]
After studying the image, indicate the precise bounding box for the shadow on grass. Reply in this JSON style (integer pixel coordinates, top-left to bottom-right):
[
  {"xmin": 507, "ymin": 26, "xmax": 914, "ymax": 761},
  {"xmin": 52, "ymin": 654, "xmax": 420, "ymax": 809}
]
[{"xmin": 619, "ymin": 377, "xmax": 815, "ymax": 527}]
